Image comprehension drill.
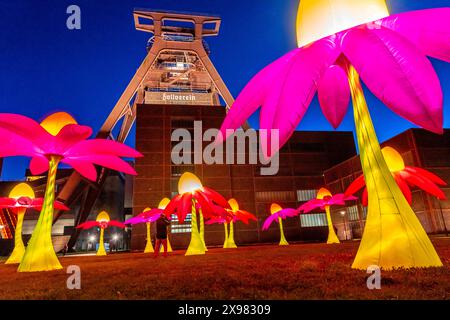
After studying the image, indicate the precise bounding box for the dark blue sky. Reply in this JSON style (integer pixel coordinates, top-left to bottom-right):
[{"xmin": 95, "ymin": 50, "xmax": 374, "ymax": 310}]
[{"xmin": 0, "ymin": 0, "xmax": 449, "ymax": 180}]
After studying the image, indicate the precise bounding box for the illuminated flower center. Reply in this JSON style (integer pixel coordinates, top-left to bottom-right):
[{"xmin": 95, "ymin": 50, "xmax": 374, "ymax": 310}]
[
  {"xmin": 143, "ymin": 207, "xmax": 152, "ymax": 213},
  {"xmin": 178, "ymin": 172, "xmax": 203, "ymax": 194},
  {"xmin": 40, "ymin": 112, "xmax": 77, "ymax": 136},
  {"xmin": 17, "ymin": 197, "xmax": 32, "ymax": 206},
  {"xmin": 96, "ymin": 210, "xmax": 110, "ymax": 223},
  {"xmin": 296, "ymin": 0, "xmax": 390, "ymax": 47},
  {"xmin": 228, "ymin": 198, "xmax": 239, "ymax": 212},
  {"xmin": 158, "ymin": 198, "xmax": 171, "ymax": 209},
  {"xmin": 316, "ymin": 187, "xmax": 332, "ymax": 200},
  {"xmin": 99, "ymin": 221, "xmax": 108, "ymax": 229},
  {"xmin": 381, "ymin": 146, "xmax": 405, "ymax": 173},
  {"xmin": 9, "ymin": 182, "xmax": 35, "ymax": 199},
  {"xmin": 270, "ymin": 203, "xmax": 283, "ymax": 215}
]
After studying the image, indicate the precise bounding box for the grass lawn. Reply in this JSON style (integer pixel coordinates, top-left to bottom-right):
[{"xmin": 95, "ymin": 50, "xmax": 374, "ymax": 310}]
[{"xmin": 0, "ymin": 238, "xmax": 449, "ymax": 300}]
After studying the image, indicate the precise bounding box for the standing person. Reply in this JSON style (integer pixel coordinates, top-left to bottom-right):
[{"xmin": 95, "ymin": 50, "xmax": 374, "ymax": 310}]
[{"xmin": 154, "ymin": 213, "xmax": 170, "ymax": 258}]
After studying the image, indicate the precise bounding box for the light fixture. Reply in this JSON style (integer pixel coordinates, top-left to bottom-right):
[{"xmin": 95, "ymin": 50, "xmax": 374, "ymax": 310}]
[
  {"xmin": 113, "ymin": 234, "xmax": 119, "ymax": 241},
  {"xmin": 89, "ymin": 235, "xmax": 96, "ymax": 242},
  {"xmin": 340, "ymin": 211, "xmax": 346, "ymax": 216}
]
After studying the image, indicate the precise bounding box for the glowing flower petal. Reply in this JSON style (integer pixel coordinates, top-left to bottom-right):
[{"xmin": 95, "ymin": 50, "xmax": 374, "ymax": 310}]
[
  {"xmin": 218, "ymin": 49, "xmax": 300, "ymax": 142},
  {"xmin": 29, "ymin": 157, "xmax": 49, "ymax": 175},
  {"xmin": 54, "ymin": 124, "xmax": 92, "ymax": 154},
  {"xmin": 342, "ymin": 26, "xmax": 443, "ymax": 133},
  {"xmin": 261, "ymin": 37, "xmax": 341, "ymax": 155},
  {"xmin": 318, "ymin": 64, "xmax": 350, "ymax": 129},
  {"xmin": 65, "ymin": 139, "xmax": 143, "ymax": 158},
  {"xmin": 404, "ymin": 166, "xmax": 447, "ymax": 186},
  {"xmin": 394, "ymin": 173, "xmax": 412, "ymax": 204},
  {"xmin": 379, "ymin": 8, "xmax": 450, "ymax": 63},
  {"xmin": 61, "ymin": 158, "xmax": 98, "ymax": 181}
]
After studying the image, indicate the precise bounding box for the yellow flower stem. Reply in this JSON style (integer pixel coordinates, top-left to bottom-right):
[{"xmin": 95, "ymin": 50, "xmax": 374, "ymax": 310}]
[
  {"xmin": 97, "ymin": 228, "xmax": 106, "ymax": 256},
  {"xmin": 199, "ymin": 208, "xmax": 207, "ymax": 251},
  {"xmin": 5, "ymin": 208, "xmax": 26, "ymax": 264},
  {"xmin": 97, "ymin": 228, "xmax": 107, "ymax": 256},
  {"xmin": 348, "ymin": 65, "xmax": 442, "ymax": 269},
  {"xmin": 185, "ymin": 200, "xmax": 206, "ymax": 256},
  {"xmin": 226, "ymin": 221, "xmax": 237, "ymax": 248},
  {"xmin": 18, "ymin": 156, "xmax": 62, "ymax": 272},
  {"xmin": 223, "ymin": 223, "xmax": 229, "ymax": 248},
  {"xmin": 278, "ymin": 218, "xmax": 289, "ymax": 246},
  {"xmin": 325, "ymin": 206, "xmax": 340, "ymax": 244},
  {"xmin": 144, "ymin": 222, "xmax": 154, "ymax": 253}
]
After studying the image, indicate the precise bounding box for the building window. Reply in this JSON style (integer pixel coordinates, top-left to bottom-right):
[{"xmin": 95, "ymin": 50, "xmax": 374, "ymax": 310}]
[
  {"xmin": 171, "ymin": 213, "xmax": 192, "ymax": 233},
  {"xmin": 297, "ymin": 189, "xmax": 317, "ymax": 202},
  {"xmin": 348, "ymin": 205, "xmax": 359, "ymax": 221},
  {"xmin": 362, "ymin": 206, "xmax": 367, "ymax": 219},
  {"xmin": 255, "ymin": 191, "xmax": 296, "ymax": 202},
  {"xmin": 300, "ymin": 213, "xmax": 327, "ymax": 227}
]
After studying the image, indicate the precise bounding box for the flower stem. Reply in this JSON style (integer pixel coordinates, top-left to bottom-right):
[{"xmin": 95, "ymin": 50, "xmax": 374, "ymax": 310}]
[
  {"xmin": 278, "ymin": 218, "xmax": 289, "ymax": 246},
  {"xmin": 226, "ymin": 221, "xmax": 237, "ymax": 248},
  {"xmin": 5, "ymin": 208, "xmax": 26, "ymax": 264},
  {"xmin": 185, "ymin": 200, "xmax": 206, "ymax": 256},
  {"xmin": 144, "ymin": 222, "xmax": 154, "ymax": 253},
  {"xmin": 223, "ymin": 223, "xmax": 229, "ymax": 248},
  {"xmin": 348, "ymin": 65, "xmax": 442, "ymax": 269},
  {"xmin": 18, "ymin": 156, "xmax": 62, "ymax": 272},
  {"xmin": 199, "ymin": 209, "xmax": 207, "ymax": 251},
  {"xmin": 325, "ymin": 206, "xmax": 340, "ymax": 244},
  {"xmin": 97, "ymin": 228, "xmax": 107, "ymax": 256}
]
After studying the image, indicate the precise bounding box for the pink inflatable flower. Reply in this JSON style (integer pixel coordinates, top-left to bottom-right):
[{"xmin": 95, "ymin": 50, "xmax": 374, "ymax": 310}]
[
  {"xmin": 0, "ymin": 112, "xmax": 142, "ymax": 181},
  {"xmin": 124, "ymin": 207, "xmax": 170, "ymax": 225},
  {"xmin": 219, "ymin": 7, "xmax": 449, "ymax": 155},
  {"xmin": 262, "ymin": 208, "xmax": 298, "ymax": 231},
  {"xmin": 298, "ymin": 193, "xmax": 357, "ymax": 213},
  {"xmin": 0, "ymin": 112, "xmax": 141, "ymax": 272}
]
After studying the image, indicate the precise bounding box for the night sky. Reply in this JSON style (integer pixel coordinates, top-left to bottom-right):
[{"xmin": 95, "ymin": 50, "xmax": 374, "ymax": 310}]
[{"xmin": 0, "ymin": 0, "xmax": 449, "ymax": 180}]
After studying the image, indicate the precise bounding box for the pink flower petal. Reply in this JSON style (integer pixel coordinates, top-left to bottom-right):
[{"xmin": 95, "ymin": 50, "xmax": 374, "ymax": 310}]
[
  {"xmin": 378, "ymin": 8, "xmax": 450, "ymax": 63},
  {"xmin": 66, "ymin": 155, "xmax": 137, "ymax": 176},
  {"xmin": 318, "ymin": 64, "xmax": 350, "ymax": 129},
  {"xmin": 218, "ymin": 49, "xmax": 300, "ymax": 143},
  {"xmin": 342, "ymin": 26, "xmax": 443, "ymax": 133},
  {"xmin": 29, "ymin": 157, "xmax": 49, "ymax": 175},
  {"xmin": 54, "ymin": 124, "xmax": 92, "ymax": 154},
  {"xmin": 262, "ymin": 37, "xmax": 341, "ymax": 156},
  {"xmin": 0, "ymin": 113, "xmax": 50, "ymax": 146},
  {"xmin": 64, "ymin": 139, "xmax": 142, "ymax": 158},
  {"xmin": 0, "ymin": 127, "xmax": 41, "ymax": 158},
  {"xmin": 61, "ymin": 158, "xmax": 98, "ymax": 181}
]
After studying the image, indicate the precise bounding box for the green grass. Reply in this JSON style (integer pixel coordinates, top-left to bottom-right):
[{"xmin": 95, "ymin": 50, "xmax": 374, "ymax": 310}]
[{"xmin": 0, "ymin": 238, "xmax": 449, "ymax": 300}]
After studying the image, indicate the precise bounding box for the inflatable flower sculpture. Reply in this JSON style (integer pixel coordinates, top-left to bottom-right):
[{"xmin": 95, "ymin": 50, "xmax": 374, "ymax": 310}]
[
  {"xmin": 206, "ymin": 198, "xmax": 256, "ymax": 249},
  {"xmin": 346, "ymin": 147, "xmax": 447, "ymax": 205},
  {"xmin": 0, "ymin": 112, "xmax": 142, "ymax": 272},
  {"xmin": 262, "ymin": 203, "xmax": 298, "ymax": 246},
  {"xmin": 219, "ymin": 0, "xmax": 449, "ymax": 269},
  {"xmin": 125, "ymin": 198, "xmax": 173, "ymax": 253},
  {"xmin": 0, "ymin": 183, "xmax": 68, "ymax": 264},
  {"xmin": 298, "ymin": 188, "xmax": 357, "ymax": 244},
  {"xmin": 76, "ymin": 211, "xmax": 126, "ymax": 256},
  {"xmin": 164, "ymin": 172, "xmax": 230, "ymax": 256}
]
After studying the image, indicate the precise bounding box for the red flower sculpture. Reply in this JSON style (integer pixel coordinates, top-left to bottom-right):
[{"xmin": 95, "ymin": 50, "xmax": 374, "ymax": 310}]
[
  {"xmin": 346, "ymin": 146, "xmax": 447, "ymax": 205},
  {"xmin": 76, "ymin": 211, "xmax": 125, "ymax": 256}
]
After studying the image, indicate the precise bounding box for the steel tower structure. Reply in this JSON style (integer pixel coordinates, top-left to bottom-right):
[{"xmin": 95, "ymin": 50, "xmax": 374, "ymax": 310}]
[{"xmin": 53, "ymin": 9, "xmax": 235, "ymax": 249}]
